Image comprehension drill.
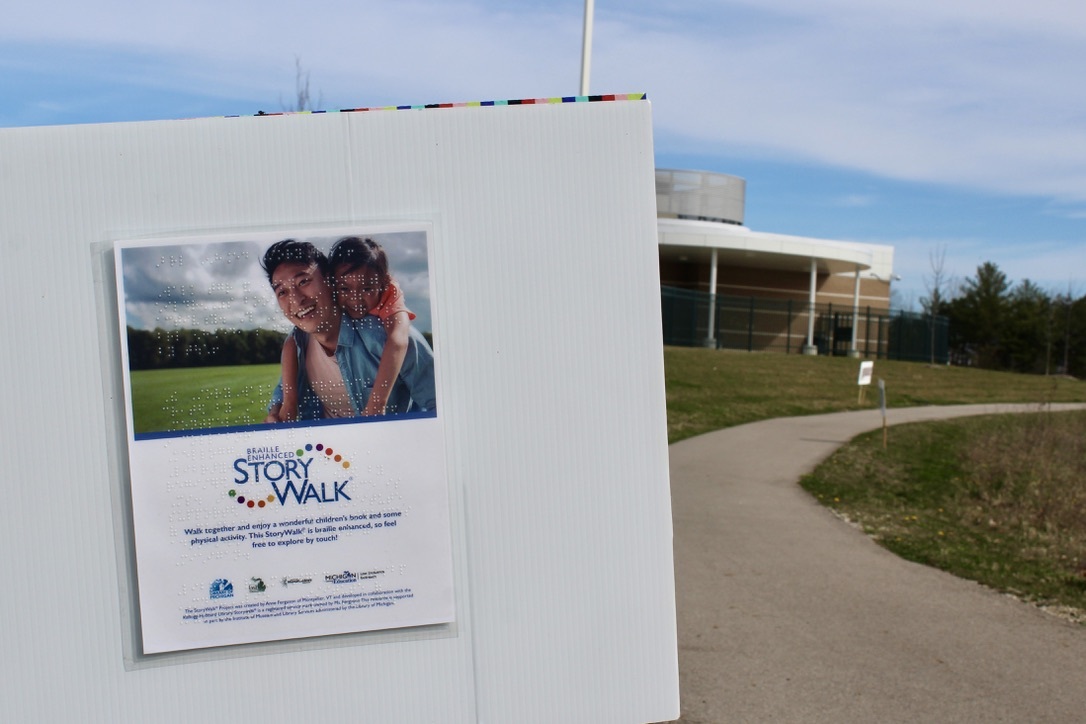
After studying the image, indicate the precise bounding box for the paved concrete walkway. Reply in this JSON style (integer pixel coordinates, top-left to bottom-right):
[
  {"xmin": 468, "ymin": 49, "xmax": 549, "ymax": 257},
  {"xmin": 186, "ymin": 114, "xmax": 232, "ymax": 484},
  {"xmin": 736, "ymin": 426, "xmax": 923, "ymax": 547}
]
[{"xmin": 669, "ymin": 404, "xmax": 1086, "ymax": 724}]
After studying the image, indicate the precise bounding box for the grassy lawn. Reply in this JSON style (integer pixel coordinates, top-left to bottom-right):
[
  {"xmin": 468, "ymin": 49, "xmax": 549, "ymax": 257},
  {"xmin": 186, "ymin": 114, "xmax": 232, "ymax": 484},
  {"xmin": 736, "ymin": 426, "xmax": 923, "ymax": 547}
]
[
  {"xmin": 800, "ymin": 412, "xmax": 1086, "ymax": 618},
  {"xmin": 130, "ymin": 364, "xmax": 280, "ymax": 434},
  {"xmin": 665, "ymin": 347, "xmax": 1086, "ymax": 443},
  {"xmin": 664, "ymin": 346, "xmax": 1086, "ymax": 620}
]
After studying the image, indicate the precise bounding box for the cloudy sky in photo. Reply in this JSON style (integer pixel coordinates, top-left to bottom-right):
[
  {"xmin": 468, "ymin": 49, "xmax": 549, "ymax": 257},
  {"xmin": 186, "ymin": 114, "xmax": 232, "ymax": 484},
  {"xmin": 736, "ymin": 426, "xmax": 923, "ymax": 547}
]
[
  {"xmin": 8, "ymin": 0, "xmax": 1086, "ymax": 305},
  {"xmin": 120, "ymin": 230, "xmax": 432, "ymax": 334}
]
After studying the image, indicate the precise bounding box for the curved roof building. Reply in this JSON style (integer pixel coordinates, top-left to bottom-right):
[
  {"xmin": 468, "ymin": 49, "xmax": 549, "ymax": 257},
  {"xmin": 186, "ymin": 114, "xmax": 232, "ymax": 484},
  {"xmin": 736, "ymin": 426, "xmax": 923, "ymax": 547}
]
[{"xmin": 656, "ymin": 169, "xmax": 896, "ymax": 355}]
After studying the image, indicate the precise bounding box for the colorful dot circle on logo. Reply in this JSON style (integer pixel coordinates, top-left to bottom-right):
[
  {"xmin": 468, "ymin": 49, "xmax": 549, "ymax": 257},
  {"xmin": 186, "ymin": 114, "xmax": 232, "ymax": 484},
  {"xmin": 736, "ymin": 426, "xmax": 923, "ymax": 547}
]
[
  {"xmin": 310, "ymin": 442, "xmax": 350, "ymax": 468},
  {"xmin": 229, "ymin": 443, "xmax": 350, "ymax": 511}
]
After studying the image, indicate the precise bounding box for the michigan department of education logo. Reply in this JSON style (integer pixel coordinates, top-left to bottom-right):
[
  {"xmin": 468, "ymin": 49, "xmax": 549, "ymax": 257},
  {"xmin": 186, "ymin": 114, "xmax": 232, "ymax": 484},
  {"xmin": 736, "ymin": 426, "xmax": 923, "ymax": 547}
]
[
  {"xmin": 325, "ymin": 570, "xmax": 359, "ymax": 585},
  {"xmin": 209, "ymin": 579, "xmax": 234, "ymax": 599},
  {"xmin": 228, "ymin": 442, "xmax": 353, "ymax": 511}
]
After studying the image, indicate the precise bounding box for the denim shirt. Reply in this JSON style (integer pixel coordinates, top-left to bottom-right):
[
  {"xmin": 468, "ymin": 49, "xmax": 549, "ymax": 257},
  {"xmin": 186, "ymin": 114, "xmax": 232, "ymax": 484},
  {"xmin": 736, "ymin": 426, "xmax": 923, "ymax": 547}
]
[{"xmin": 270, "ymin": 313, "xmax": 436, "ymax": 420}]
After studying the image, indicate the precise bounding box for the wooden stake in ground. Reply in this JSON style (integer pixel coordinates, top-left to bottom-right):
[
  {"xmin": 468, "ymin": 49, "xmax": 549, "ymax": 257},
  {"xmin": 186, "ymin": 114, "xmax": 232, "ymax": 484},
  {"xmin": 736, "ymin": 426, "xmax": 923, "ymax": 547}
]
[{"xmin": 878, "ymin": 378, "xmax": 888, "ymax": 448}]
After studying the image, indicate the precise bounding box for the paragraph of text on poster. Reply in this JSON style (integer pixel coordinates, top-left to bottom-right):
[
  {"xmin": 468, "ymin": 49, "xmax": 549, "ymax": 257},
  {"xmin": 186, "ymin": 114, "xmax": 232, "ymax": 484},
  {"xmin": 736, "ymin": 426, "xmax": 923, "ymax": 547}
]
[{"xmin": 185, "ymin": 511, "xmax": 403, "ymax": 549}]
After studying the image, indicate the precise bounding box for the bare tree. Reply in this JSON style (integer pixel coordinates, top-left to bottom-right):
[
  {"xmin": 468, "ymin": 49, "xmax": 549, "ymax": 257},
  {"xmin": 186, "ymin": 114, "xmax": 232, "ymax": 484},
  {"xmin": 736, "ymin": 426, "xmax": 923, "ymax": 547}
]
[
  {"xmin": 280, "ymin": 56, "xmax": 323, "ymax": 112},
  {"xmin": 922, "ymin": 245, "xmax": 949, "ymax": 365}
]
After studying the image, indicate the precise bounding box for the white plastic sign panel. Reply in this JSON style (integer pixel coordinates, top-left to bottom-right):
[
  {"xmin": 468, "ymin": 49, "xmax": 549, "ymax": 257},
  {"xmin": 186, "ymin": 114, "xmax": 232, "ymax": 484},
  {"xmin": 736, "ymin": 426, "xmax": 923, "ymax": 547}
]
[
  {"xmin": 1, "ymin": 95, "xmax": 677, "ymax": 724},
  {"xmin": 113, "ymin": 224, "xmax": 454, "ymax": 654},
  {"xmin": 858, "ymin": 360, "xmax": 874, "ymax": 386}
]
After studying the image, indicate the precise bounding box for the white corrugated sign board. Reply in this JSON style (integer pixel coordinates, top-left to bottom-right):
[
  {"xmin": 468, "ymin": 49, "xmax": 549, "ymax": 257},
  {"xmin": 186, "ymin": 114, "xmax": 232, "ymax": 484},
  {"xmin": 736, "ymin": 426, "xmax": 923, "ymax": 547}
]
[{"xmin": 0, "ymin": 95, "xmax": 678, "ymax": 723}]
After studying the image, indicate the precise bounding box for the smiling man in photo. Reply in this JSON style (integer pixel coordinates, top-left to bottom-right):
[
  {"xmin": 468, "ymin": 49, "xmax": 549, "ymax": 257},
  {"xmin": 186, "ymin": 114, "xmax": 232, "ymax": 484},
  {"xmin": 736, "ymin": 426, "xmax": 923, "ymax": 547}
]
[{"xmin": 261, "ymin": 239, "xmax": 436, "ymax": 422}]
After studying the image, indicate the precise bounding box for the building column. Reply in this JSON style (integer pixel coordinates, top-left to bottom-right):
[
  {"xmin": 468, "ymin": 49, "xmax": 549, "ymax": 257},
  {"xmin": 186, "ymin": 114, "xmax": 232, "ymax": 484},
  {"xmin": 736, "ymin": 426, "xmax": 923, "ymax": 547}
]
[
  {"xmin": 849, "ymin": 265, "xmax": 861, "ymax": 357},
  {"xmin": 704, "ymin": 248, "xmax": 718, "ymax": 347},
  {"xmin": 803, "ymin": 258, "xmax": 818, "ymax": 355}
]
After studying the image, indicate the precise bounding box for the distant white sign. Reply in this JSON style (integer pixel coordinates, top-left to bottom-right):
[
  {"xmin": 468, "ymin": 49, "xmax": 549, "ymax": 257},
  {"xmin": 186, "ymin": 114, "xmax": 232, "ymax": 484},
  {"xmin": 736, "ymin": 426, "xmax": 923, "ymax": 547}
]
[{"xmin": 857, "ymin": 361, "xmax": 875, "ymax": 386}]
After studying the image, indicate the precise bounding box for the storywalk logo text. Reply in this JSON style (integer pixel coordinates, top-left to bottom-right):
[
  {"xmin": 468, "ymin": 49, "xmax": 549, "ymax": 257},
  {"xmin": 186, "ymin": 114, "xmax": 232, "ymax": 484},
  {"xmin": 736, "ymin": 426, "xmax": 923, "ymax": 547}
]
[{"xmin": 228, "ymin": 442, "xmax": 353, "ymax": 510}]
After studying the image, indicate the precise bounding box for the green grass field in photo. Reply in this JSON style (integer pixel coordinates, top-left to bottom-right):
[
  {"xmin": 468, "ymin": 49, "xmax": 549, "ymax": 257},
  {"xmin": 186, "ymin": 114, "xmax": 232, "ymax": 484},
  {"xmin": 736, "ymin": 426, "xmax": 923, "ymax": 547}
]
[{"xmin": 130, "ymin": 364, "xmax": 281, "ymax": 434}]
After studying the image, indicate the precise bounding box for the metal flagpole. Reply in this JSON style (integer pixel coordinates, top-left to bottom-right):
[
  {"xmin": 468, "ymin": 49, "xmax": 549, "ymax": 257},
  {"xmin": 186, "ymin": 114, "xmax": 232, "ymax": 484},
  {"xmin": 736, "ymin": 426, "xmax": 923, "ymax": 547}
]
[{"xmin": 580, "ymin": 0, "xmax": 595, "ymax": 95}]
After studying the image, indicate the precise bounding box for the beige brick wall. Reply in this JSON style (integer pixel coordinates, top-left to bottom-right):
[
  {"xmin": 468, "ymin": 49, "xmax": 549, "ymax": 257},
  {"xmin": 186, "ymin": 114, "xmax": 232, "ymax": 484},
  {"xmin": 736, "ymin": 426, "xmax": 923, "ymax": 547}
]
[{"xmin": 660, "ymin": 258, "xmax": 891, "ymax": 312}]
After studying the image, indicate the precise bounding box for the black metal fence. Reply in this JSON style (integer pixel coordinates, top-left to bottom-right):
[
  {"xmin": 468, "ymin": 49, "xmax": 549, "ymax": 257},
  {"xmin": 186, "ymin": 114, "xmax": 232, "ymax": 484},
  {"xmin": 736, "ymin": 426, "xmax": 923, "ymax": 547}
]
[{"xmin": 661, "ymin": 286, "xmax": 949, "ymax": 362}]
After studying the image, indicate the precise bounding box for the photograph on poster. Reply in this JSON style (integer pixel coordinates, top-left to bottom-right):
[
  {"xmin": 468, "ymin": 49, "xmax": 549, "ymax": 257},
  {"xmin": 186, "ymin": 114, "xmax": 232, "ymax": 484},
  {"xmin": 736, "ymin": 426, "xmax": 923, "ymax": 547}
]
[
  {"xmin": 113, "ymin": 225, "xmax": 454, "ymax": 655},
  {"xmin": 117, "ymin": 227, "xmax": 436, "ymax": 438}
]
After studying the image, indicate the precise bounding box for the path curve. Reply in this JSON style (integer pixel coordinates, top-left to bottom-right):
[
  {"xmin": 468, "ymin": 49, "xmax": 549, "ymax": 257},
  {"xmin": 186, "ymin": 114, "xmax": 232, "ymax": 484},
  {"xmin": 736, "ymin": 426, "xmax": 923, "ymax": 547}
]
[{"xmin": 670, "ymin": 404, "xmax": 1086, "ymax": 724}]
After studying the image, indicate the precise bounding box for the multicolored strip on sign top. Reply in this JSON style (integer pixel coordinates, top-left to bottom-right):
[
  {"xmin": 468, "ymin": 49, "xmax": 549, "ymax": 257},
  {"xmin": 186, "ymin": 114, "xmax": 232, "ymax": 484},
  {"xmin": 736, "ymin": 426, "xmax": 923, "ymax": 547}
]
[{"xmin": 237, "ymin": 93, "xmax": 648, "ymax": 118}]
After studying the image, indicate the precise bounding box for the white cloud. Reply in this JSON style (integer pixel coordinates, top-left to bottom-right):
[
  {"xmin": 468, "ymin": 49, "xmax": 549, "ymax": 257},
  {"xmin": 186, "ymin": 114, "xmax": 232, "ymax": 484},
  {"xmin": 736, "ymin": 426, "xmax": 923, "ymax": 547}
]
[
  {"xmin": 120, "ymin": 242, "xmax": 285, "ymax": 332},
  {"xmin": 594, "ymin": 2, "xmax": 1086, "ymax": 200},
  {"xmin": 6, "ymin": 0, "xmax": 1086, "ymax": 204},
  {"xmin": 117, "ymin": 231, "xmax": 433, "ymax": 332},
  {"xmin": 2, "ymin": 1, "xmax": 586, "ymax": 106}
]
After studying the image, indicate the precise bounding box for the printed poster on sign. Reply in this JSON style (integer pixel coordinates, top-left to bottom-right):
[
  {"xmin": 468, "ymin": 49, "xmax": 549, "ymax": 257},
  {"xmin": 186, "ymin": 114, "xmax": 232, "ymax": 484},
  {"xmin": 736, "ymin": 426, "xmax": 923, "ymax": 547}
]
[{"xmin": 113, "ymin": 224, "xmax": 454, "ymax": 654}]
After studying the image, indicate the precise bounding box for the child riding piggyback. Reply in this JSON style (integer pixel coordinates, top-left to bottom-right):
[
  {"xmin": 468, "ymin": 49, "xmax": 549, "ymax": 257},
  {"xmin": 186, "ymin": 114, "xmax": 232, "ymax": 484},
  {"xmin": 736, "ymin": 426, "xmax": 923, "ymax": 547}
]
[
  {"xmin": 328, "ymin": 236, "xmax": 418, "ymax": 417},
  {"xmin": 273, "ymin": 236, "xmax": 430, "ymax": 422}
]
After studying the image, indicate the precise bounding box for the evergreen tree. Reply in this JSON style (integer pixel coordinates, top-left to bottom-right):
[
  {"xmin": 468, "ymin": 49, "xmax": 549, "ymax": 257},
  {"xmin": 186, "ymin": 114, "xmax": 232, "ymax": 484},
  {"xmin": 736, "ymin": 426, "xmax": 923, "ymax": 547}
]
[
  {"xmin": 947, "ymin": 262, "xmax": 1010, "ymax": 369},
  {"xmin": 1005, "ymin": 280, "xmax": 1052, "ymax": 374}
]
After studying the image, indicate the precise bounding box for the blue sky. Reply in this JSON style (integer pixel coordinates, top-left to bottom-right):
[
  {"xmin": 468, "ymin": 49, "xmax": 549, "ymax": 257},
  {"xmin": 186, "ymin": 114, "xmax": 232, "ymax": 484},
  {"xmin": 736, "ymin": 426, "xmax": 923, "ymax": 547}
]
[{"xmin": 6, "ymin": 0, "xmax": 1086, "ymax": 307}]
